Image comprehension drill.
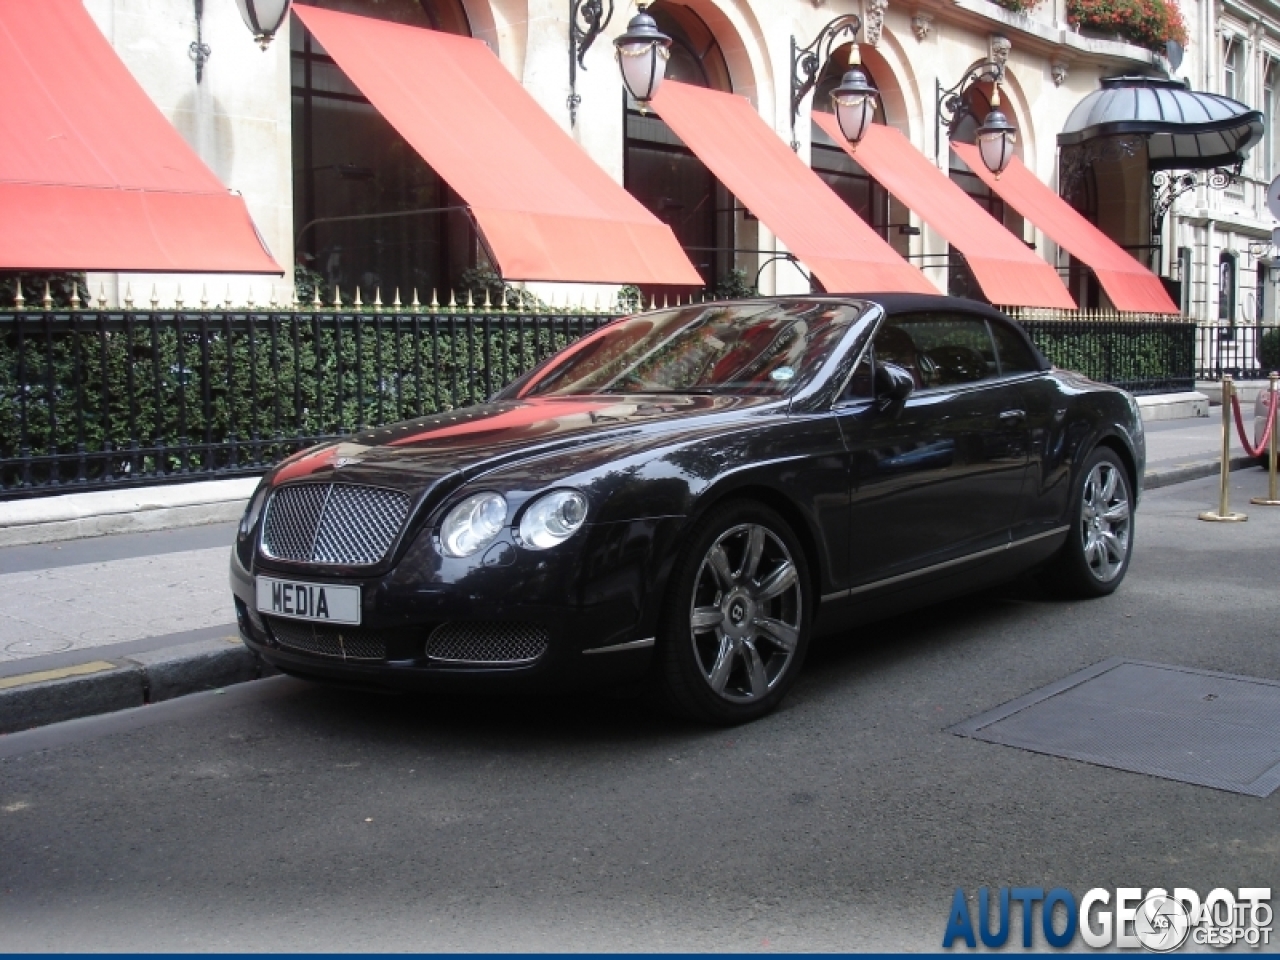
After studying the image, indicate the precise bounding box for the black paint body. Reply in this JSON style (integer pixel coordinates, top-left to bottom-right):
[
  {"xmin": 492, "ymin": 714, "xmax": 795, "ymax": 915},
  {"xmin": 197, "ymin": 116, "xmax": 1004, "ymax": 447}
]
[{"xmin": 229, "ymin": 295, "xmax": 1145, "ymax": 691}]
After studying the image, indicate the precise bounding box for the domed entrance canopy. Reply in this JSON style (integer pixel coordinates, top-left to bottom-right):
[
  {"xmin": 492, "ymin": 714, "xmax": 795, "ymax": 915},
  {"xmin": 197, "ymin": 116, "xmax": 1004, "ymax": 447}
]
[{"xmin": 1058, "ymin": 76, "xmax": 1263, "ymax": 170}]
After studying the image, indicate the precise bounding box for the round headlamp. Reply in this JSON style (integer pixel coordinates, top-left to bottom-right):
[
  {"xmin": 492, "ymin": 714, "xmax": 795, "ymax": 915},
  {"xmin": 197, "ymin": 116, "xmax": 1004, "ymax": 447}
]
[
  {"xmin": 440, "ymin": 492, "xmax": 508, "ymax": 558},
  {"xmin": 519, "ymin": 490, "xmax": 588, "ymax": 550}
]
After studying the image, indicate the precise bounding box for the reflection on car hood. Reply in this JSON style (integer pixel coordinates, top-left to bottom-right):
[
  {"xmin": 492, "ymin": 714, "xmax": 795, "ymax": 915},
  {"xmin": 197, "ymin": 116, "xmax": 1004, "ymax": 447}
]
[{"xmin": 268, "ymin": 393, "xmax": 779, "ymax": 498}]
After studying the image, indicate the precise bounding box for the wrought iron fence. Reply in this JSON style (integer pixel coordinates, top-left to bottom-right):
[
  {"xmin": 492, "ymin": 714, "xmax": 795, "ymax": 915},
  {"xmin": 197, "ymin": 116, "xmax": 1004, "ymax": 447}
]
[
  {"xmin": 0, "ymin": 306, "xmax": 613, "ymax": 498},
  {"xmin": 1005, "ymin": 308, "xmax": 1196, "ymax": 396},
  {"xmin": 1193, "ymin": 323, "xmax": 1280, "ymax": 381},
  {"xmin": 0, "ymin": 303, "xmax": 1203, "ymax": 499}
]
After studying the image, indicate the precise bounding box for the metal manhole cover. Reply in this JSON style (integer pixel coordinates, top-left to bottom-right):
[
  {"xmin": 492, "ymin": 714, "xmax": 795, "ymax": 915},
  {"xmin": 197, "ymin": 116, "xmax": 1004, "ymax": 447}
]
[{"xmin": 949, "ymin": 658, "xmax": 1280, "ymax": 797}]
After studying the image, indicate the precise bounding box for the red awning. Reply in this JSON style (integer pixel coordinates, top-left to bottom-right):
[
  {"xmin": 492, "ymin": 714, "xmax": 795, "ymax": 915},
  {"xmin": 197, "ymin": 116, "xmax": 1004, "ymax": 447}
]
[
  {"xmin": 0, "ymin": 0, "xmax": 281, "ymax": 274},
  {"xmin": 951, "ymin": 144, "xmax": 1179, "ymax": 314},
  {"xmin": 292, "ymin": 5, "xmax": 700, "ymax": 287},
  {"xmin": 650, "ymin": 82, "xmax": 934, "ymax": 295},
  {"xmin": 815, "ymin": 118, "xmax": 1076, "ymax": 309}
]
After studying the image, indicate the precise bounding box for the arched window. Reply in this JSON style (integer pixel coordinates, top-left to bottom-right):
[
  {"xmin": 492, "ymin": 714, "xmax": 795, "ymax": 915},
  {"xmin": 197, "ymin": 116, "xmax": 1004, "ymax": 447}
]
[
  {"xmin": 1219, "ymin": 250, "xmax": 1238, "ymax": 322},
  {"xmin": 292, "ymin": 0, "xmax": 474, "ymax": 301},
  {"xmin": 623, "ymin": 2, "xmax": 739, "ymax": 297},
  {"xmin": 809, "ymin": 44, "xmax": 889, "ymax": 240}
]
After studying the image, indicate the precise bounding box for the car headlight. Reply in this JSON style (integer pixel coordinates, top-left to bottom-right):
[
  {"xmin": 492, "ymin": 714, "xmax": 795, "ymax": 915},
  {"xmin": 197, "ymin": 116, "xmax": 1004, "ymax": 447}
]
[
  {"xmin": 519, "ymin": 490, "xmax": 588, "ymax": 550},
  {"xmin": 239, "ymin": 484, "xmax": 269, "ymax": 540},
  {"xmin": 440, "ymin": 492, "xmax": 508, "ymax": 558}
]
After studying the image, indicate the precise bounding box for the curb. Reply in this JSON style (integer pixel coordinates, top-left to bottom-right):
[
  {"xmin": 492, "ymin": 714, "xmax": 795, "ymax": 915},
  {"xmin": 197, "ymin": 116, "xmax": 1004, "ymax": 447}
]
[
  {"xmin": 0, "ymin": 636, "xmax": 270, "ymax": 735},
  {"xmin": 1142, "ymin": 455, "xmax": 1257, "ymax": 491},
  {"xmin": 0, "ymin": 477, "xmax": 259, "ymax": 547}
]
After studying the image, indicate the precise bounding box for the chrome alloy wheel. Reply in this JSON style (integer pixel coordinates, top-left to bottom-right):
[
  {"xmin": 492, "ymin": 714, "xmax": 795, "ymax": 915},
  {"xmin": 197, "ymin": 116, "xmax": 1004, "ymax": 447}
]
[
  {"xmin": 1080, "ymin": 460, "xmax": 1131, "ymax": 582},
  {"xmin": 689, "ymin": 523, "xmax": 802, "ymax": 703}
]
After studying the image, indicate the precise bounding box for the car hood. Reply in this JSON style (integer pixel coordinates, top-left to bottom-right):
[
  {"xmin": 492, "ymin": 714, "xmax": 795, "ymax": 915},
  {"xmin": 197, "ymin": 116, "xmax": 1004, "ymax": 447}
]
[{"xmin": 267, "ymin": 394, "xmax": 781, "ymax": 500}]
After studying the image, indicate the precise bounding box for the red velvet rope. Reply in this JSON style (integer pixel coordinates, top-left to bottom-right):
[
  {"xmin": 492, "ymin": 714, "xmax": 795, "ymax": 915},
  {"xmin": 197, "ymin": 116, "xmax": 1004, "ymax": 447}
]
[{"xmin": 1231, "ymin": 388, "xmax": 1280, "ymax": 458}]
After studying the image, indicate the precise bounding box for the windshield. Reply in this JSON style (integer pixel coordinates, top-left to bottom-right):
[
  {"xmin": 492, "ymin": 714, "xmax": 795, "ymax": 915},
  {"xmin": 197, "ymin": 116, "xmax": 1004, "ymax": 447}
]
[{"xmin": 508, "ymin": 301, "xmax": 867, "ymax": 399}]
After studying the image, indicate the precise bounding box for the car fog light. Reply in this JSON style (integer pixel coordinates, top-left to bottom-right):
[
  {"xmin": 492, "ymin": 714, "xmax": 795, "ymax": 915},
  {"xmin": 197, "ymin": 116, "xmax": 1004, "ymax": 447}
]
[
  {"xmin": 519, "ymin": 490, "xmax": 588, "ymax": 550},
  {"xmin": 440, "ymin": 492, "xmax": 508, "ymax": 558}
]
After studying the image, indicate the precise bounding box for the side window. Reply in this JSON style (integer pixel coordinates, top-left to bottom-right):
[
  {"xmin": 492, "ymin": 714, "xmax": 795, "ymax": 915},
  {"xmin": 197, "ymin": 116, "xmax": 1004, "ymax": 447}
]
[
  {"xmin": 892, "ymin": 312, "xmax": 996, "ymax": 388},
  {"xmin": 987, "ymin": 319, "xmax": 1041, "ymax": 375}
]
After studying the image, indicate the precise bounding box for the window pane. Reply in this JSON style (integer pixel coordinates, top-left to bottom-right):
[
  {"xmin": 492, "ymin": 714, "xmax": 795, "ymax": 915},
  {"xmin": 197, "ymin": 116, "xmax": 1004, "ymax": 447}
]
[
  {"xmin": 877, "ymin": 313, "xmax": 996, "ymax": 388},
  {"xmin": 988, "ymin": 320, "xmax": 1040, "ymax": 374}
]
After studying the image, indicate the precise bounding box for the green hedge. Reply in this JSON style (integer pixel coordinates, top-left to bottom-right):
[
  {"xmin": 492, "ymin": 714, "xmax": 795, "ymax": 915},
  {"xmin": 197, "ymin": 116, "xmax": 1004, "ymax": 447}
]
[
  {"xmin": 0, "ymin": 311, "xmax": 605, "ymax": 486},
  {"xmin": 1023, "ymin": 321, "xmax": 1195, "ymax": 394}
]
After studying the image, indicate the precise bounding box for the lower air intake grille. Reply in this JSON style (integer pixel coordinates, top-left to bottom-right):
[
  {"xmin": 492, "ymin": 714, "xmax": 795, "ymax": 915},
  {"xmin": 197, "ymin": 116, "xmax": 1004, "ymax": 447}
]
[
  {"xmin": 267, "ymin": 617, "xmax": 388, "ymax": 661},
  {"xmin": 426, "ymin": 622, "xmax": 549, "ymax": 664}
]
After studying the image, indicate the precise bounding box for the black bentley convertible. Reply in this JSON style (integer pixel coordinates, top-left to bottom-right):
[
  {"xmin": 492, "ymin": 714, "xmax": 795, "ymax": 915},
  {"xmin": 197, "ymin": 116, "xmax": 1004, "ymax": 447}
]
[{"xmin": 230, "ymin": 295, "xmax": 1144, "ymax": 724}]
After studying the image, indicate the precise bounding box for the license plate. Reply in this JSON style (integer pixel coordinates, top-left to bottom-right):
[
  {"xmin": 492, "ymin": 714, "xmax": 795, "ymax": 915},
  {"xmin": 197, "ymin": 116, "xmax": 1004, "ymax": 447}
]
[{"xmin": 256, "ymin": 577, "xmax": 361, "ymax": 625}]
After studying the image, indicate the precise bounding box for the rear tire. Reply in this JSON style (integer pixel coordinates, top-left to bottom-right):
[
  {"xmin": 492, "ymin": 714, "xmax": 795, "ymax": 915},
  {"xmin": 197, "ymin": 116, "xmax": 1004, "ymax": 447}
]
[
  {"xmin": 1038, "ymin": 446, "xmax": 1134, "ymax": 599},
  {"xmin": 655, "ymin": 500, "xmax": 811, "ymax": 725}
]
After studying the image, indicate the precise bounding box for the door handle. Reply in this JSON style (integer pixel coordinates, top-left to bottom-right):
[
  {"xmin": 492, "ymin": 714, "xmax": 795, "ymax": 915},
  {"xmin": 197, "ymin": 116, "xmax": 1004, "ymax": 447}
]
[{"xmin": 999, "ymin": 409, "xmax": 1026, "ymax": 421}]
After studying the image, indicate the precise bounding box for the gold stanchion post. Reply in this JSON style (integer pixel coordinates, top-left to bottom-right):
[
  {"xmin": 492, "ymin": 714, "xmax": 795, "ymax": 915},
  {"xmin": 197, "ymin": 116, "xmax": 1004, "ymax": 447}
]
[
  {"xmin": 1251, "ymin": 371, "xmax": 1280, "ymax": 506},
  {"xmin": 1200, "ymin": 374, "xmax": 1247, "ymax": 521}
]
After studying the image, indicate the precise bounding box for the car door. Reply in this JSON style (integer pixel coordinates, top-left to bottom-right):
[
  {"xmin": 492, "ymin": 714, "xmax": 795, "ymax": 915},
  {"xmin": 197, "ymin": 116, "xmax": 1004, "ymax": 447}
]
[
  {"xmin": 837, "ymin": 310, "xmax": 1031, "ymax": 589},
  {"xmin": 986, "ymin": 315, "xmax": 1074, "ymax": 540}
]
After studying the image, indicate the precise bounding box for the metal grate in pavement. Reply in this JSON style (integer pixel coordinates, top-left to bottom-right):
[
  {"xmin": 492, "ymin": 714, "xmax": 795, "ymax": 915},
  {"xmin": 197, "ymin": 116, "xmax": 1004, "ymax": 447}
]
[{"xmin": 949, "ymin": 658, "xmax": 1280, "ymax": 797}]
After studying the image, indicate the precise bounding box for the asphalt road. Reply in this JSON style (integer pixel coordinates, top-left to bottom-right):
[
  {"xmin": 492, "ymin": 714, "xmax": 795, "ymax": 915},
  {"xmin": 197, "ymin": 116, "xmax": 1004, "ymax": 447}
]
[{"xmin": 1, "ymin": 471, "xmax": 1277, "ymax": 951}]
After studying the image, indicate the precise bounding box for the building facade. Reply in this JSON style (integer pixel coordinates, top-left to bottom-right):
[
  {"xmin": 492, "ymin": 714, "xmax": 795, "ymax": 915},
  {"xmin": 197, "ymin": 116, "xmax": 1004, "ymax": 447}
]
[{"xmin": 78, "ymin": 0, "xmax": 1264, "ymax": 320}]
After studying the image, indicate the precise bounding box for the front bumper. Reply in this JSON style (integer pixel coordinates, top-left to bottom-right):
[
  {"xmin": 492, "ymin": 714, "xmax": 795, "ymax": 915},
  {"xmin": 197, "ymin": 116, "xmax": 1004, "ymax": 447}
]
[{"xmin": 230, "ymin": 516, "xmax": 685, "ymax": 693}]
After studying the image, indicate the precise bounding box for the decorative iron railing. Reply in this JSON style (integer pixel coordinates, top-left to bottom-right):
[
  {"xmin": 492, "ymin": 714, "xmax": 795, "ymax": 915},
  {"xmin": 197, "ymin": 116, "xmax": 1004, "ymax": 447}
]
[
  {"xmin": 0, "ymin": 305, "xmax": 614, "ymax": 498},
  {"xmin": 1192, "ymin": 323, "xmax": 1280, "ymax": 382},
  {"xmin": 1003, "ymin": 308, "xmax": 1196, "ymax": 396},
  {"xmin": 0, "ymin": 302, "xmax": 1203, "ymax": 499}
]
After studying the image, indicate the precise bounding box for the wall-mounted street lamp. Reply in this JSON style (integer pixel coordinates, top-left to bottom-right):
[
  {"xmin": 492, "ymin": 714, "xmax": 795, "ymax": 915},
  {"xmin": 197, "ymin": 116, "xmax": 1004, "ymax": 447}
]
[
  {"xmin": 975, "ymin": 88, "xmax": 1017, "ymax": 178},
  {"xmin": 613, "ymin": 7, "xmax": 672, "ymax": 112},
  {"xmin": 568, "ymin": 0, "xmax": 614, "ymax": 127},
  {"xmin": 790, "ymin": 13, "xmax": 865, "ymax": 151},
  {"xmin": 829, "ymin": 53, "xmax": 878, "ymax": 152},
  {"xmin": 236, "ymin": 0, "xmax": 292, "ymax": 49},
  {"xmin": 936, "ymin": 59, "xmax": 1018, "ymax": 177}
]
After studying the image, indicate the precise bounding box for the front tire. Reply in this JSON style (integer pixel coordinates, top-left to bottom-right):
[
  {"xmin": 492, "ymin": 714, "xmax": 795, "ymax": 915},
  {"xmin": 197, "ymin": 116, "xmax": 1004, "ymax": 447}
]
[
  {"xmin": 655, "ymin": 500, "xmax": 811, "ymax": 725},
  {"xmin": 1040, "ymin": 446, "xmax": 1134, "ymax": 598}
]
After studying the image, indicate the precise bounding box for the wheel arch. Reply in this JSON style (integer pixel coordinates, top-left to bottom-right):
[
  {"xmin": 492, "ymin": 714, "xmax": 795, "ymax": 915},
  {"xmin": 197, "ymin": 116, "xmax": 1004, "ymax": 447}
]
[
  {"xmin": 682, "ymin": 482, "xmax": 825, "ymax": 614},
  {"xmin": 1093, "ymin": 431, "xmax": 1140, "ymax": 501}
]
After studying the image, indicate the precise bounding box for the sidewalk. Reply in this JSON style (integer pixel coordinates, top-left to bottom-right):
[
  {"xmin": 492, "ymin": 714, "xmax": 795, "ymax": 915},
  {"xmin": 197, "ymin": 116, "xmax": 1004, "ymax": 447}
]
[{"xmin": 0, "ymin": 414, "xmax": 1264, "ymax": 732}]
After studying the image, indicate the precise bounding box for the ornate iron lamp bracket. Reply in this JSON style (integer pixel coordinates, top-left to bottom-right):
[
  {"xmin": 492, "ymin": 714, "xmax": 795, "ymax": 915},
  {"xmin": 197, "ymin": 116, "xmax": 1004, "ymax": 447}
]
[
  {"xmin": 190, "ymin": 0, "xmax": 212, "ymax": 83},
  {"xmin": 933, "ymin": 59, "xmax": 1003, "ymax": 163},
  {"xmin": 790, "ymin": 14, "xmax": 863, "ymax": 151},
  {"xmin": 1058, "ymin": 136, "xmax": 1144, "ymax": 202},
  {"xmin": 1150, "ymin": 164, "xmax": 1241, "ymax": 245},
  {"xmin": 568, "ymin": 0, "xmax": 615, "ymax": 126}
]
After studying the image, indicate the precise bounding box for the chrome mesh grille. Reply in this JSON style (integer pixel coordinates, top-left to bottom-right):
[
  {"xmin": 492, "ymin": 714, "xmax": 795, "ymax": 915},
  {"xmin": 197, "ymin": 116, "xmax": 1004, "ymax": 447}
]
[
  {"xmin": 267, "ymin": 617, "xmax": 388, "ymax": 661},
  {"xmin": 261, "ymin": 483, "xmax": 410, "ymax": 565},
  {"xmin": 426, "ymin": 622, "xmax": 549, "ymax": 664}
]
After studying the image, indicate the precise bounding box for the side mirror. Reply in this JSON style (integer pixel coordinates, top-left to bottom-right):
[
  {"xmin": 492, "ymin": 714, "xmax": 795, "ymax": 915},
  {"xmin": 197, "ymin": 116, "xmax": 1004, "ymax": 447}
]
[{"xmin": 874, "ymin": 361, "xmax": 914, "ymax": 413}]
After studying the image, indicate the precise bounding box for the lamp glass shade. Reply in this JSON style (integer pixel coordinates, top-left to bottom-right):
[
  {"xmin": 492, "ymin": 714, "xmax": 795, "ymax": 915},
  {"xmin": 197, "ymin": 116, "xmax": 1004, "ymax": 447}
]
[
  {"xmin": 975, "ymin": 108, "xmax": 1017, "ymax": 176},
  {"xmin": 236, "ymin": 0, "xmax": 291, "ymax": 48},
  {"xmin": 830, "ymin": 68, "xmax": 878, "ymax": 146},
  {"xmin": 614, "ymin": 11, "xmax": 672, "ymax": 104}
]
